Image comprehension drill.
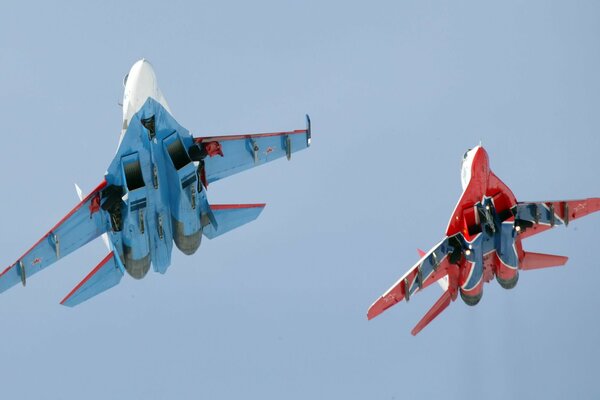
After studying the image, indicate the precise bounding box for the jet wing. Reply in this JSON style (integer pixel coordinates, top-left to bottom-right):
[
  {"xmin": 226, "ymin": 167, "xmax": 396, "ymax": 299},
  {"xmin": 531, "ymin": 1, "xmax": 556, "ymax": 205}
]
[
  {"xmin": 193, "ymin": 115, "xmax": 311, "ymax": 185},
  {"xmin": 0, "ymin": 181, "xmax": 108, "ymax": 293},
  {"xmin": 514, "ymin": 198, "xmax": 600, "ymax": 239},
  {"xmin": 368, "ymin": 237, "xmax": 456, "ymax": 320}
]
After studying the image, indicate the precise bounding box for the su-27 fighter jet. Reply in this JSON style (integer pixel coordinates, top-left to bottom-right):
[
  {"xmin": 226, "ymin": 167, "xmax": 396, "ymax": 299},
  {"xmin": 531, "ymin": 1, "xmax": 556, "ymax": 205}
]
[
  {"xmin": 368, "ymin": 145, "xmax": 600, "ymax": 335},
  {"xmin": 0, "ymin": 59, "xmax": 311, "ymax": 306}
]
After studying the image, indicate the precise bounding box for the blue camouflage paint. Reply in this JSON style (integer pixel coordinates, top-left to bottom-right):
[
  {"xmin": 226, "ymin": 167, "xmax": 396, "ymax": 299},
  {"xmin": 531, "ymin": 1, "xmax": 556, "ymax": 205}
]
[{"xmin": 61, "ymin": 253, "xmax": 124, "ymax": 307}]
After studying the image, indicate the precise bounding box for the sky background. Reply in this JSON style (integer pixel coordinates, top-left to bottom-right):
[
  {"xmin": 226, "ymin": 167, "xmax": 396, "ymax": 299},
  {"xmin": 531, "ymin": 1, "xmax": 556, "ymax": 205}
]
[{"xmin": 1, "ymin": 1, "xmax": 600, "ymax": 399}]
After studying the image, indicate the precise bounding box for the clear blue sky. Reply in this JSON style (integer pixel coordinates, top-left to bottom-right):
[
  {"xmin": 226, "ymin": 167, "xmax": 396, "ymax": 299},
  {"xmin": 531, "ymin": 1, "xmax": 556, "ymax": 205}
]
[{"xmin": 1, "ymin": 1, "xmax": 600, "ymax": 399}]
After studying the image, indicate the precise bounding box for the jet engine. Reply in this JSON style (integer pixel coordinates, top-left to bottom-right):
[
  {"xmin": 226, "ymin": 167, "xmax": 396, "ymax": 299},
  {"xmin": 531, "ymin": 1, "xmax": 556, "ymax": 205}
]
[
  {"xmin": 120, "ymin": 153, "xmax": 151, "ymax": 279},
  {"xmin": 164, "ymin": 132, "xmax": 203, "ymax": 255},
  {"xmin": 447, "ymin": 235, "xmax": 484, "ymax": 306},
  {"xmin": 172, "ymin": 217, "xmax": 202, "ymax": 255},
  {"xmin": 496, "ymin": 265, "xmax": 519, "ymax": 289},
  {"xmin": 460, "ymin": 286, "xmax": 483, "ymax": 306},
  {"xmin": 123, "ymin": 245, "xmax": 151, "ymax": 279}
]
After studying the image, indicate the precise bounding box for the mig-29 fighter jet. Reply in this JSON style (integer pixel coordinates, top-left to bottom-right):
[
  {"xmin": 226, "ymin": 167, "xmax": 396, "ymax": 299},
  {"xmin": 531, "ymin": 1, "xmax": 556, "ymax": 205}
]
[
  {"xmin": 368, "ymin": 145, "xmax": 600, "ymax": 335},
  {"xmin": 1, "ymin": 59, "xmax": 311, "ymax": 306}
]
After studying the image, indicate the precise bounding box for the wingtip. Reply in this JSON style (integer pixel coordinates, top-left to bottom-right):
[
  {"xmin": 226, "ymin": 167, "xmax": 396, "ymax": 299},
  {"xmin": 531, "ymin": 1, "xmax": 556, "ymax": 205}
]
[
  {"xmin": 305, "ymin": 114, "xmax": 311, "ymax": 146},
  {"xmin": 367, "ymin": 311, "xmax": 381, "ymax": 321},
  {"xmin": 59, "ymin": 288, "xmax": 77, "ymax": 307},
  {"xmin": 367, "ymin": 297, "xmax": 390, "ymax": 320},
  {"xmin": 367, "ymin": 308, "xmax": 377, "ymax": 320},
  {"xmin": 59, "ymin": 291, "xmax": 75, "ymax": 306}
]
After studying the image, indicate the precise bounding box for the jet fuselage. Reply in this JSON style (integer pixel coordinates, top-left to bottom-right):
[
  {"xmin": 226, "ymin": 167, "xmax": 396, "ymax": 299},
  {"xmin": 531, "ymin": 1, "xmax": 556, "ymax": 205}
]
[{"xmin": 104, "ymin": 60, "xmax": 208, "ymax": 278}]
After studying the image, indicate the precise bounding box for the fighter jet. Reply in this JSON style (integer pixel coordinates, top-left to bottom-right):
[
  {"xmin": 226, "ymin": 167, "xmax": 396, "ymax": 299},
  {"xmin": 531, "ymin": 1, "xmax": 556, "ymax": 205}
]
[
  {"xmin": 368, "ymin": 145, "xmax": 600, "ymax": 335},
  {"xmin": 1, "ymin": 59, "xmax": 311, "ymax": 306}
]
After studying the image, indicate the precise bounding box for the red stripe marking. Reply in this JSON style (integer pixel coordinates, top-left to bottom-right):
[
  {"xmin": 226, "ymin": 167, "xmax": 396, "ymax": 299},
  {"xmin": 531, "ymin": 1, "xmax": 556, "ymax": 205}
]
[
  {"xmin": 195, "ymin": 129, "xmax": 307, "ymax": 143},
  {"xmin": 60, "ymin": 252, "xmax": 114, "ymax": 305},
  {"xmin": 210, "ymin": 203, "xmax": 266, "ymax": 210},
  {"xmin": 2, "ymin": 179, "xmax": 108, "ymax": 277}
]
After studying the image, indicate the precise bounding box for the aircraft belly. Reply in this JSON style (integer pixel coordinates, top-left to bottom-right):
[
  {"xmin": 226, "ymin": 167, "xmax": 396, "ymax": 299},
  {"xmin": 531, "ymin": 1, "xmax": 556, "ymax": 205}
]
[
  {"xmin": 150, "ymin": 134, "xmax": 175, "ymax": 274},
  {"xmin": 482, "ymin": 252, "xmax": 496, "ymax": 282},
  {"xmin": 496, "ymin": 222, "xmax": 518, "ymax": 270},
  {"xmin": 143, "ymin": 187, "xmax": 173, "ymax": 274},
  {"xmin": 149, "ymin": 206, "xmax": 173, "ymax": 274},
  {"xmin": 108, "ymin": 98, "xmax": 210, "ymax": 274}
]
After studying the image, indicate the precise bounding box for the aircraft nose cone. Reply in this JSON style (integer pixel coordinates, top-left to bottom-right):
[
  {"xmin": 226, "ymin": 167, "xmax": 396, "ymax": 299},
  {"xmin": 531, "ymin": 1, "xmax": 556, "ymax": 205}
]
[
  {"xmin": 137, "ymin": 58, "xmax": 153, "ymax": 71},
  {"xmin": 122, "ymin": 59, "xmax": 161, "ymax": 120},
  {"xmin": 131, "ymin": 59, "xmax": 157, "ymax": 88}
]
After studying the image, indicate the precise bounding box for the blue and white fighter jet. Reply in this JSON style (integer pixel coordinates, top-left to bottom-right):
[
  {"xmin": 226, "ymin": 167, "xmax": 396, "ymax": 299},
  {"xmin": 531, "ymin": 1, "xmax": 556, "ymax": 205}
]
[{"xmin": 1, "ymin": 59, "xmax": 311, "ymax": 306}]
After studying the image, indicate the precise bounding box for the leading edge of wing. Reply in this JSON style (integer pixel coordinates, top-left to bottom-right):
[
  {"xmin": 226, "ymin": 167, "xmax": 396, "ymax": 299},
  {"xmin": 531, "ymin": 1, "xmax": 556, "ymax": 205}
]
[
  {"xmin": 0, "ymin": 180, "xmax": 108, "ymax": 293},
  {"xmin": 196, "ymin": 127, "xmax": 309, "ymax": 143},
  {"xmin": 367, "ymin": 237, "xmax": 451, "ymax": 320}
]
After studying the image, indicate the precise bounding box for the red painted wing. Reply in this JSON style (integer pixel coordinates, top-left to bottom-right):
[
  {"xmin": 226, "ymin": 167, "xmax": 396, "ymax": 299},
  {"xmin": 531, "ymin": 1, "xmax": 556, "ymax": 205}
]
[{"xmin": 367, "ymin": 240, "xmax": 452, "ymax": 320}]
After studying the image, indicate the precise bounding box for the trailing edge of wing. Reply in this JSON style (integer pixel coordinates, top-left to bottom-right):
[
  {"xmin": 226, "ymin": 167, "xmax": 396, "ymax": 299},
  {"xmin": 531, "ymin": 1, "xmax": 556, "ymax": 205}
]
[
  {"xmin": 203, "ymin": 204, "xmax": 266, "ymax": 239},
  {"xmin": 60, "ymin": 252, "xmax": 124, "ymax": 307}
]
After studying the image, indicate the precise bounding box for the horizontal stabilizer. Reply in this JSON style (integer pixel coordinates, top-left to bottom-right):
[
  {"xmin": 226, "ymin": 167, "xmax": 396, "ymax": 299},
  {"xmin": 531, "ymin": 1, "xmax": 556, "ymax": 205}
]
[
  {"xmin": 520, "ymin": 251, "xmax": 568, "ymax": 270},
  {"xmin": 411, "ymin": 289, "xmax": 452, "ymax": 336},
  {"xmin": 60, "ymin": 252, "xmax": 124, "ymax": 307},
  {"xmin": 203, "ymin": 204, "xmax": 266, "ymax": 239}
]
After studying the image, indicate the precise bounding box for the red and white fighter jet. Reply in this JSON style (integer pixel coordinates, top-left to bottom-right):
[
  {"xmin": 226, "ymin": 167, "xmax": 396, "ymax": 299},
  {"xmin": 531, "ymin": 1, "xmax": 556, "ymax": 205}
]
[{"xmin": 368, "ymin": 145, "xmax": 600, "ymax": 335}]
